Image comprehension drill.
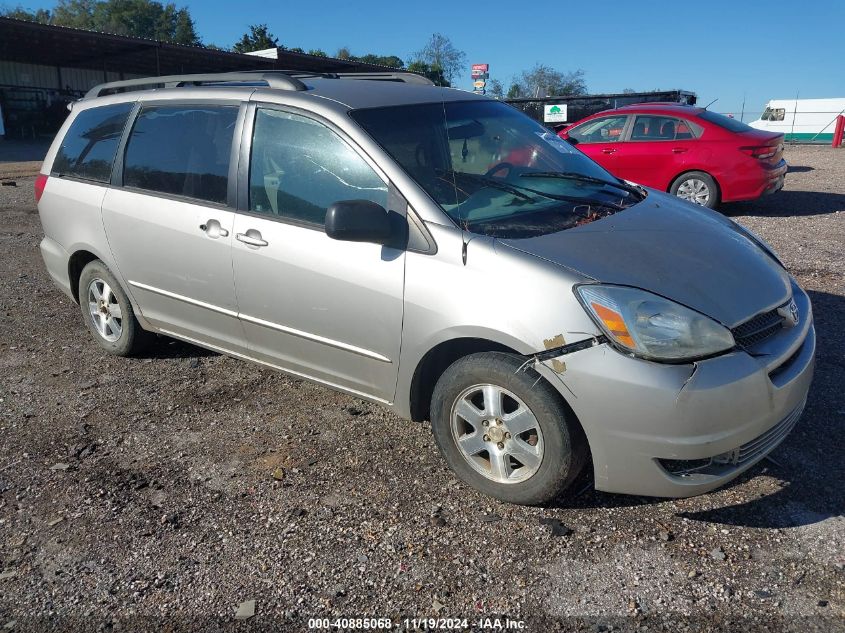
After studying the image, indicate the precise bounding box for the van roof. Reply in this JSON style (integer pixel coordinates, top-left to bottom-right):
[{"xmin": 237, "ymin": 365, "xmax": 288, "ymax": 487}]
[{"xmin": 82, "ymin": 71, "xmax": 484, "ymax": 110}]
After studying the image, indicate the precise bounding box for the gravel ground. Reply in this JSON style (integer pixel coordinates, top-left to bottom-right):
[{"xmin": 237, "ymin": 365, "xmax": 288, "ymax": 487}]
[{"xmin": 0, "ymin": 145, "xmax": 843, "ymax": 632}]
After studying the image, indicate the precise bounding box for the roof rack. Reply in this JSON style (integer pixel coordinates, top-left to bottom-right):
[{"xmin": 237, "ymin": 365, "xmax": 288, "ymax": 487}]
[
  {"xmin": 84, "ymin": 71, "xmax": 307, "ymax": 99},
  {"xmin": 84, "ymin": 70, "xmax": 435, "ymax": 99},
  {"xmin": 281, "ymin": 71, "xmax": 435, "ymax": 86}
]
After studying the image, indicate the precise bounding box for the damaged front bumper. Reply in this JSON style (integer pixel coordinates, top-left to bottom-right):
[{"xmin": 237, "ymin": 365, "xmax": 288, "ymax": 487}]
[{"xmin": 534, "ymin": 285, "xmax": 815, "ymax": 498}]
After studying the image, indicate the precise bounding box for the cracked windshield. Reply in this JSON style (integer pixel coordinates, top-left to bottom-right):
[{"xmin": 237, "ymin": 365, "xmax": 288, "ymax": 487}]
[{"xmin": 353, "ymin": 100, "xmax": 645, "ymax": 238}]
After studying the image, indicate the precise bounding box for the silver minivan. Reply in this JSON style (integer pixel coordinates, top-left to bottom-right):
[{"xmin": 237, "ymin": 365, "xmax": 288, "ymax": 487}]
[{"xmin": 36, "ymin": 72, "xmax": 814, "ymax": 505}]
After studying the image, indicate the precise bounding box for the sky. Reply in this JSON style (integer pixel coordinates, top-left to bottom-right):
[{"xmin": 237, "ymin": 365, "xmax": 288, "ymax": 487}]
[{"xmin": 19, "ymin": 0, "xmax": 845, "ymax": 121}]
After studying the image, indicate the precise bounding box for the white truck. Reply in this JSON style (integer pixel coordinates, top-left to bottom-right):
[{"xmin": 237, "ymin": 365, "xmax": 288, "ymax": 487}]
[{"xmin": 749, "ymin": 98, "xmax": 845, "ymax": 143}]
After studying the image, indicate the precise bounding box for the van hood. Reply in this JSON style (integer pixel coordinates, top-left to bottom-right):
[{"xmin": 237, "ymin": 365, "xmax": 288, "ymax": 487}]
[{"xmin": 498, "ymin": 192, "xmax": 791, "ymax": 328}]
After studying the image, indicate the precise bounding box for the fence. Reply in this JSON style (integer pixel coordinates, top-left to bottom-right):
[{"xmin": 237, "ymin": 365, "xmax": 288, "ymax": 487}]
[
  {"xmin": 508, "ymin": 97, "xmax": 845, "ymax": 145},
  {"xmin": 504, "ymin": 90, "xmax": 697, "ymax": 130}
]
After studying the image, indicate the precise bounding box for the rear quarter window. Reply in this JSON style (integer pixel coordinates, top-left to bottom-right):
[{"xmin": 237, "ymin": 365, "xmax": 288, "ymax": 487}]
[
  {"xmin": 52, "ymin": 103, "xmax": 134, "ymax": 183},
  {"xmin": 697, "ymin": 110, "xmax": 754, "ymax": 133}
]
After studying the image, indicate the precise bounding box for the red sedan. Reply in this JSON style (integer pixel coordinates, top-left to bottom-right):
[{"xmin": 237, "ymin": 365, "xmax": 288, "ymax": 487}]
[{"xmin": 558, "ymin": 104, "xmax": 787, "ymax": 208}]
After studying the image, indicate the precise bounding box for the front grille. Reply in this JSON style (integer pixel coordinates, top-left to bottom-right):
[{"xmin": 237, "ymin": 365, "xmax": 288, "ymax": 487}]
[
  {"xmin": 732, "ymin": 304, "xmax": 786, "ymax": 348},
  {"xmin": 735, "ymin": 399, "xmax": 805, "ymax": 464},
  {"xmin": 659, "ymin": 399, "xmax": 805, "ymax": 477}
]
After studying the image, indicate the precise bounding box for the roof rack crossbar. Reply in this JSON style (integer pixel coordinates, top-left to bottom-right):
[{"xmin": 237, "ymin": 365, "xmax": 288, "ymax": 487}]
[{"xmin": 84, "ymin": 72, "xmax": 307, "ymax": 99}]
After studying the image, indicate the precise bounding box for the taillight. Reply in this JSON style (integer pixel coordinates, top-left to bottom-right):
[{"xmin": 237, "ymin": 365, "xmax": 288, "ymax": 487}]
[
  {"xmin": 740, "ymin": 146, "xmax": 777, "ymax": 160},
  {"xmin": 34, "ymin": 174, "xmax": 48, "ymax": 203}
]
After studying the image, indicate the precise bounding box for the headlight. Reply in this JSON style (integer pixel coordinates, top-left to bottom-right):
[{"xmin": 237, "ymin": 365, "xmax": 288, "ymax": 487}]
[{"xmin": 576, "ymin": 285, "xmax": 735, "ymax": 361}]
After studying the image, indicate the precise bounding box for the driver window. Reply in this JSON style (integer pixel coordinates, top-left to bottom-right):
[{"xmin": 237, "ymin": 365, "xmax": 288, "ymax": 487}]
[
  {"xmin": 248, "ymin": 108, "xmax": 388, "ymax": 226},
  {"xmin": 568, "ymin": 115, "xmax": 629, "ymax": 144}
]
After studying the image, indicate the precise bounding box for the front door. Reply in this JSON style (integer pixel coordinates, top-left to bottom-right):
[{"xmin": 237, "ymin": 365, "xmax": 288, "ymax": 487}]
[
  {"xmin": 565, "ymin": 114, "xmax": 630, "ymax": 177},
  {"xmin": 612, "ymin": 114, "xmax": 697, "ymax": 189},
  {"xmin": 101, "ymin": 103, "xmax": 247, "ymax": 353},
  {"xmin": 231, "ymin": 106, "xmax": 405, "ymax": 403}
]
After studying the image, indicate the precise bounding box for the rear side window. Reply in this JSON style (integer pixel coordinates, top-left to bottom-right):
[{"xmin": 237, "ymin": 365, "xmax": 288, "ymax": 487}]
[
  {"xmin": 124, "ymin": 105, "xmax": 238, "ymax": 205},
  {"xmin": 52, "ymin": 103, "xmax": 133, "ymax": 183},
  {"xmin": 629, "ymin": 115, "xmax": 699, "ymax": 141}
]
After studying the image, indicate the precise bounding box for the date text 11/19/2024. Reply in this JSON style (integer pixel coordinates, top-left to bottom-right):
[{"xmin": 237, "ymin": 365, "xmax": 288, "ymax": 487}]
[{"xmin": 307, "ymin": 617, "xmax": 528, "ymax": 630}]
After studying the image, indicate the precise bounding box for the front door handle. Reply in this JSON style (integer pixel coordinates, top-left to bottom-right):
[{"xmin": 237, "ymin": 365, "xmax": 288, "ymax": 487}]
[
  {"xmin": 601, "ymin": 148, "xmax": 617, "ymax": 154},
  {"xmin": 236, "ymin": 230, "xmax": 268, "ymax": 248},
  {"xmin": 200, "ymin": 219, "xmax": 229, "ymax": 238},
  {"xmin": 671, "ymin": 147, "xmax": 689, "ymax": 154}
]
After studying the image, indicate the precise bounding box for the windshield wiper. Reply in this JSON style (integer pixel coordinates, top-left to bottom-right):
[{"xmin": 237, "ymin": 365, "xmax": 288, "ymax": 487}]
[
  {"xmin": 442, "ymin": 169, "xmax": 626, "ymax": 210},
  {"xmin": 520, "ymin": 171, "xmax": 643, "ymax": 198},
  {"xmin": 437, "ymin": 170, "xmax": 534, "ymax": 201}
]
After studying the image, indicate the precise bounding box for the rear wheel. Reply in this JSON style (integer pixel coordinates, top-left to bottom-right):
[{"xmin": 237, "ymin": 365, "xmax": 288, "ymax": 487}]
[
  {"xmin": 670, "ymin": 171, "xmax": 719, "ymax": 209},
  {"xmin": 79, "ymin": 260, "xmax": 152, "ymax": 356},
  {"xmin": 430, "ymin": 352, "xmax": 587, "ymax": 505}
]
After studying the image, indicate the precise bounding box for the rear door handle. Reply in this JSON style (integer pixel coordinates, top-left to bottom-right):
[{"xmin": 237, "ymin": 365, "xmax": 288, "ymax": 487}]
[
  {"xmin": 236, "ymin": 230, "xmax": 268, "ymax": 247},
  {"xmin": 671, "ymin": 147, "xmax": 688, "ymax": 154},
  {"xmin": 199, "ymin": 219, "xmax": 229, "ymax": 238},
  {"xmin": 601, "ymin": 148, "xmax": 617, "ymax": 154}
]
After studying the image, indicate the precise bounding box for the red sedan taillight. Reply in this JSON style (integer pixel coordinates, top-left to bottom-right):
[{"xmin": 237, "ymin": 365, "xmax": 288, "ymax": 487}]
[
  {"xmin": 740, "ymin": 146, "xmax": 778, "ymax": 160},
  {"xmin": 34, "ymin": 174, "xmax": 48, "ymax": 203}
]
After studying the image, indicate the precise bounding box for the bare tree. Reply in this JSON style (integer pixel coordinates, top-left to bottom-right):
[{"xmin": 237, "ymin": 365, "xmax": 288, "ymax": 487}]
[
  {"xmin": 513, "ymin": 64, "xmax": 586, "ymax": 98},
  {"xmin": 413, "ymin": 33, "xmax": 467, "ymax": 84}
]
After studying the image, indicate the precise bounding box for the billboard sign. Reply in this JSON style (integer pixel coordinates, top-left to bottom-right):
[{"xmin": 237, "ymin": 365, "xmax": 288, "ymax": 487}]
[
  {"xmin": 543, "ymin": 104, "xmax": 568, "ymax": 123},
  {"xmin": 471, "ymin": 63, "xmax": 489, "ymax": 94}
]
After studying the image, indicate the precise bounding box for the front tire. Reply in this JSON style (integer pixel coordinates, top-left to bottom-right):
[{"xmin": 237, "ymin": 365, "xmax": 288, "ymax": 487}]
[
  {"xmin": 670, "ymin": 171, "xmax": 720, "ymax": 209},
  {"xmin": 79, "ymin": 260, "xmax": 152, "ymax": 356},
  {"xmin": 430, "ymin": 352, "xmax": 587, "ymax": 505}
]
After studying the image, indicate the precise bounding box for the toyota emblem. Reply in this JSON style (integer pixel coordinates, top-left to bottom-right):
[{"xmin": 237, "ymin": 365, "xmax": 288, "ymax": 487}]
[{"xmin": 778, "ymin": 299, "xmax": 800, "ymax": 328}]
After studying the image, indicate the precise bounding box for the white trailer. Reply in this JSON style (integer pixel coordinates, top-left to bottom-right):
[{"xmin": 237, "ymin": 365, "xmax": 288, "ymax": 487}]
[{"xmin": 749, "ymin": 98, "xmax": 845, "ymax": 143}]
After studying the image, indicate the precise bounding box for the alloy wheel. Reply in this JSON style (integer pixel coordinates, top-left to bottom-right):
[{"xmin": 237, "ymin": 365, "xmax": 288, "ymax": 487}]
[
  {"xmin": 676, "ymin": 178, "xmax": 711, "ymax": 205},
  {"xmin": 87, "ymin": 278, "xmax": 123, "ymax": 342},
  {"xmin": 450, "ymin": 384, "xmax": 544, "ymax": 484}
]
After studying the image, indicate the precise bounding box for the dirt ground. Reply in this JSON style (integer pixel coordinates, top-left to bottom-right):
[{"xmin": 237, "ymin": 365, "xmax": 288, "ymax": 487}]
[{"xmin": 0, "ymin": 145, "xmax": 843, "ymax": 632}]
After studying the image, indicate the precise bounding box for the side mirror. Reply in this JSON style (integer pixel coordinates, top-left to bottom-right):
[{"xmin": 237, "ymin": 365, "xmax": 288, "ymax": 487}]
[
  {"xmin": 325, "ymin": 199, "xmax": 392, "ymax": 244},
  {"xmin": 565, "ymin": 136, "xmax": 579, "ymax": 145}
]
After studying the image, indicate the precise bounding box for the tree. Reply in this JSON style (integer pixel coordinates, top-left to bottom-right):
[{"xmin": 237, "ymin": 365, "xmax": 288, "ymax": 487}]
[
  {"xmin": 357, "ymin": 54, "xmax": 403, "ymax": 69},
  {"xmin": 169, "ymin": 6, "xmax": 198, "ymax": 45},
  {"xmin": 406, "ymin": 60, "xmax": 448, "ymax": 87},
  {"xmin": 512, "ymin": 64, "xmax": 586, "ymax": 98},
  {"xmin": 332, "ymin": 48, "xmax": 405, "ymax": 67},
  {"xmin": 506, "ymin": 83, "xmax": 522, "ymax": 99},
  {"xmin": 622, "ymin": 88, "xmax": 636, "ymax": 94},
  {"xmin": 4, "ymin": 0, "xmax": 202, "ymax": 45},
  {"xmin": 413, "ymin": 33, "xmax": 466, "ymax": 84},
  {"xmin": 486, "ymin": 78, "xmax": 504, "ymax": 99},
  {"xmin": 50, "ymin": 0, "xmax": 98, "ymax": 29},
  {"xmin": 233, "ymin": 24, "xmax": 279, "ymax": 53},
  {"xmin": 307, "ymin": 48, "xmax": 327, "ymax": 57},
  {"xmin": 1, "ymin": 5, "xmax": 52, "ymax": 22}
]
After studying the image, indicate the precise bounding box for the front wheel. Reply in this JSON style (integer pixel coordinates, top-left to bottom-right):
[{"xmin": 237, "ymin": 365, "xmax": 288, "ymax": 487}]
[
  {"xmin": 670, "ymin": 171, "xmax": 720, "ymax": 209},
  {"xmin": 430, "ymin": 352, "xmax": 588, "ymax": 505}
]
